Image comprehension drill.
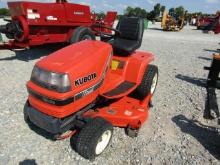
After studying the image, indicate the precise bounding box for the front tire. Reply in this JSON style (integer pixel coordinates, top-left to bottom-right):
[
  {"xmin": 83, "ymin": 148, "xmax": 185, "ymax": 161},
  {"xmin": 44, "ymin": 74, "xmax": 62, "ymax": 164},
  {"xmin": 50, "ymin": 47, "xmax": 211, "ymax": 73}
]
[{"xmin": 72, "ymin": 117, "xmax": 113, "ymax": 160}]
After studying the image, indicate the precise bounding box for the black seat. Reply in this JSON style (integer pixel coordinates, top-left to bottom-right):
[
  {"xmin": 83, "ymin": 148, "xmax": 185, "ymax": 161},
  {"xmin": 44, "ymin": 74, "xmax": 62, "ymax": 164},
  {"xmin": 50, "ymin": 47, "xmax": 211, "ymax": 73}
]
[{"xmin": 111, "ymin": 17, "xmax": 144, "ymax": 56}]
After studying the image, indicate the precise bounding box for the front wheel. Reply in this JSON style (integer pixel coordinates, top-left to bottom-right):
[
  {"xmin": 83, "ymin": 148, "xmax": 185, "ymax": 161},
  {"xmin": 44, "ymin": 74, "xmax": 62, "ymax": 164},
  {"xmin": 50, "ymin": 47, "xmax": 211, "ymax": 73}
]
[{"xmin": 72, "ymin": 117, "xmax": 113, "ymax": 160}]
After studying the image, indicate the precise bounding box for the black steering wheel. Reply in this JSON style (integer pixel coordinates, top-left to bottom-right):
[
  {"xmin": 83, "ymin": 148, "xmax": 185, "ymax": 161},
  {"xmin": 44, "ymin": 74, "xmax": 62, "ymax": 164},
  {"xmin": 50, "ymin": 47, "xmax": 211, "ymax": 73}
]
[{"xmin": 91, "ymin": 24, "xmax": 121, "ymax": 39}]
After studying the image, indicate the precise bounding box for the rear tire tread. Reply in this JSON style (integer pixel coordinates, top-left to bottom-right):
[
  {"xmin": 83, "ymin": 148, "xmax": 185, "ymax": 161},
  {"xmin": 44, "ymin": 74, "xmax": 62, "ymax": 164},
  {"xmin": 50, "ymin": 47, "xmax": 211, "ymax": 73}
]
[{"xmin": 132, "ymin": 64, "xmax": 158, "ymax": 100}]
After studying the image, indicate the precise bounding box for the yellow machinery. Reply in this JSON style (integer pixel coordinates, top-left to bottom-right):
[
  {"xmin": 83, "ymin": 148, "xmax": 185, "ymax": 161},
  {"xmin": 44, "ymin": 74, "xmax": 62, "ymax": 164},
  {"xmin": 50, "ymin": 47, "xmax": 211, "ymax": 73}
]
[{"xmin": 161, "ymin": 11, "xmax": 185, "ymax": 31}]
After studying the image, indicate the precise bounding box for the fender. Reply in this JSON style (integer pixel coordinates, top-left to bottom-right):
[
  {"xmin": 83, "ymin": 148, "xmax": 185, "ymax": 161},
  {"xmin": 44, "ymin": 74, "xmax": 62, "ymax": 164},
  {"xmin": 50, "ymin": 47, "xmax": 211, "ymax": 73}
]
[{"xmin": 124, "ymin": 51, "xmax": 154, "ymax": 85}]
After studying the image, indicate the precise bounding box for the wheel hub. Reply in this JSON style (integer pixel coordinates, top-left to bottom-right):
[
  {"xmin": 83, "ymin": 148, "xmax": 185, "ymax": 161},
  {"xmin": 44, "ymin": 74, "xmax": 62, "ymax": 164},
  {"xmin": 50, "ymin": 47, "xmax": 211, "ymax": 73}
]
[
  {"xmin": 81, "ymin": 35, "xmax": 93, "ymax": 40},
  {"xmin": 95, "ymin": 130, "xmax": 112, "ymax": 155},
  {"xmin": 151, "ymin": 73, "xmax": 158, "ymax": 94}
]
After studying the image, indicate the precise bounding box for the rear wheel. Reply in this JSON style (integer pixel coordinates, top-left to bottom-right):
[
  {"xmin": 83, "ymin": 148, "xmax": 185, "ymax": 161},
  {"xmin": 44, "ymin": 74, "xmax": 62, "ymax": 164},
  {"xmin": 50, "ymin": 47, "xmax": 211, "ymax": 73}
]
[
  {"xmin": 72, "ymin": 117, "xmax": 113, "ymax": 160},
  {"xmin": 70, "ymin": 27, "xmax": 95, "ymax": 44},
  {"xmin": 132, "ymin": 64, "xmax": 158, "ymax": 100}
]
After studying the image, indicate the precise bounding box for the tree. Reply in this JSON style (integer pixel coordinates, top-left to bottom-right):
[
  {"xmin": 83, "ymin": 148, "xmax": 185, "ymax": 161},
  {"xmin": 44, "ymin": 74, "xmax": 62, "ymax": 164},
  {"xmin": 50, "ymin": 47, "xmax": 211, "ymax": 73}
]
[
  {"xmin": 141, "ymin": 8, "xmax": 148, "ymax": 18},
  {"xmin": 147, "ymin": 3, "xmax": 162, "ymax": 21},
  {"xmin": 169, "ymin": 8, "xmax": 175, "ymax": 16},
  {"xmin": 160, "ymin": 6, "xmax": 166, "ymax": 15},
  {"xmin": 124, "ymin": 6, "xmax": 134, "ymax": 16},
  {"xmin": 0, "ymin": 8, "xmax": 10, "ymax": 16},
  {"xmin": 153, "ymin": 3, "xmax": 161, "ymax": 18},
  {"xmin": 175, "ymin": 6, "xmax": 185, "ymax": 18},
  {"xmin": 124, "ymin": 6, "xmax": 148, "ymax": 18},
  {"xmin": 96, "ymin": 12, "xmax": 105, "ymax": 20}
]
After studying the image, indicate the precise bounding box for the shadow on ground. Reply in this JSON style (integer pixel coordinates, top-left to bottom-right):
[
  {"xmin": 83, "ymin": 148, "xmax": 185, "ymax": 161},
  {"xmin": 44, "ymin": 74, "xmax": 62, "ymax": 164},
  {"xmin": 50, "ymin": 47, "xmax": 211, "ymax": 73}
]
[
  {"xmin": 198, "ymin": 56, "xmax": 212, "ymax": 61},
  {"xmin": 148, "ymin": 27, "xmax": 163, "ymax": 31},
  {"xmin": 172, "ymin": 115, "xmax": 220, "ymax": 160},
  {"xmin": 26, "ymin": 120, "xmax": 56, "ymax": 141},
  {"xmin": 175, "ymin": 74, "xmax": 206, "ymax": 87},
  {"xmin": 0, "ymin": 44, "xmax": 65, "ymax": 62},
  {"xmin": 204, "ymin": 49, "xmax": 220, "ymax": 54},
  {"xmin": 19, "ymin": 159, "xmax": 38, "ymax": 165}
]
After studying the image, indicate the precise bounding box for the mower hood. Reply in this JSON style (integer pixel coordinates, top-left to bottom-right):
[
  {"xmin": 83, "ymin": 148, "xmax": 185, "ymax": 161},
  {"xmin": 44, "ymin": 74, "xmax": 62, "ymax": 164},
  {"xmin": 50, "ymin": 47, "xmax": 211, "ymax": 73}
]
[
  {"xmin": 37, "ymin": 40, "xmax": 111, "ymax": 72},
  {"xmin": 36, "ymin": 40, "xmax": 112, "ymax": 90}
]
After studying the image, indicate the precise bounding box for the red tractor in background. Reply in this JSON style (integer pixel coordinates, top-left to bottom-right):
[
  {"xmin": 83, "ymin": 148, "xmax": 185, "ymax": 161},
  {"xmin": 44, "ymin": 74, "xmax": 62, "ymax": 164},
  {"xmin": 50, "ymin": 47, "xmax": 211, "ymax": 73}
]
[
  {"xmin": 197, "ymin": 12, "xmax": 220, "ymax": 34},
  {"xmin": 197, "ymin": 17, "xmax": 214, "ymax": 29},
  {"xmin": 0, "ymin": 0, "xmax": 117, "ymax": 49}
]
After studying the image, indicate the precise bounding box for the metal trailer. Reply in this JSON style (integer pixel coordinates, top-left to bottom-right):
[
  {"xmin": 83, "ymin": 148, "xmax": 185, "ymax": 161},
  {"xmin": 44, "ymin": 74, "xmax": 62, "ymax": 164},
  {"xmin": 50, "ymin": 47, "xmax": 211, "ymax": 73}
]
[{"xmin": 0, "ymin": 0, "xmax": 117, "ymax": 49}]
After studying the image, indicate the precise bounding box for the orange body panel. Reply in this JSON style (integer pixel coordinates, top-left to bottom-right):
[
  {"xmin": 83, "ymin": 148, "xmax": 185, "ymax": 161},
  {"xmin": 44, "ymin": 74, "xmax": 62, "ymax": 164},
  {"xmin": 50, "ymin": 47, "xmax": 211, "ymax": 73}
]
[
  {"xmin": 100, "ymin": 52, "xmax": 154, "ymax": 98},
  {"xmin": 27, "ymin": 40, "xmax": 112, "ymax": 118}
]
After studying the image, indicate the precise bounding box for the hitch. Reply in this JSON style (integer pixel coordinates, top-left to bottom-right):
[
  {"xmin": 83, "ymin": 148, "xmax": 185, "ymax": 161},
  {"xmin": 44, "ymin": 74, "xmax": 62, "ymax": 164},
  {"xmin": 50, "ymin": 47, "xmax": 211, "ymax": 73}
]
[{"xmin": 204, "ymin": 54, "xmax": 220, "ymax": 124}]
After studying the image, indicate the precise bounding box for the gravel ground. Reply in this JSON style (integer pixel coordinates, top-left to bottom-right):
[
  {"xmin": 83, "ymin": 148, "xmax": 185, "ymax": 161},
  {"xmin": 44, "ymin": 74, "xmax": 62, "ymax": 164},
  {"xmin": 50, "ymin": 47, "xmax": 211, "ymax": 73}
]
[{"xmin": 0, "ymin": 20, "xmax": 220, "ymax": 165}]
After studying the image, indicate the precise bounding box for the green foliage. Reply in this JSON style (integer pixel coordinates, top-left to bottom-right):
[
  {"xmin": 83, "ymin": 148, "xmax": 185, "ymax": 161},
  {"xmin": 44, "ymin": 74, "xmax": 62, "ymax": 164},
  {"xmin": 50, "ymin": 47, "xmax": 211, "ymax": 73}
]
[
  {"xmin": 147, "ymin": 11, "xmax": 156, "ymax": 21},
  {"xmin": 168, "ymin": 6, "xmax": 186, "ymax": 20},
  {"xmin": 169, "ymin": 8, "xmax": 175, "ymax": 15},
  {"xmin": 124, "ymin": 6, "xmax": 148, "ymax": 18},
  {"xmin": 95, "ymin": 12, "xmax": 105, "ymax": 20},
  {"xmin": 117, "ymin": 14, "xmax": 123, "ymax": 20},
  {"xmin": 0, "ymin": 8, "xmax": 10, "ymax": 16},
  {"xmin": 124, "ymin": 4, "xmax": 168, "ymax": 21},
  {"xmin": 153, "ymin": 3, "xmax": 161, "ymax": 18},
  {"xmin": 161, "ymin": 6, "xmax": 166, "ymax": 13},
  {"xmin": 123, "ymin": 4, "xmax": 210, "ymax": 22},
  {"xmin": 175, "ymin": 6, "xmax": 185, "ymax": 18}
]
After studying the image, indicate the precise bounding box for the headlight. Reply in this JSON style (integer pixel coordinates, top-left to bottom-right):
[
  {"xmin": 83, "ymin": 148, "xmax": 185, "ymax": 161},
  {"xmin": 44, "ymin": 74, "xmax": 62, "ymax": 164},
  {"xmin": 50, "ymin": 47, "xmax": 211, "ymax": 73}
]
[{"xmin": 31, "ymin": 66, "xmax": 71, "ymax": 93}]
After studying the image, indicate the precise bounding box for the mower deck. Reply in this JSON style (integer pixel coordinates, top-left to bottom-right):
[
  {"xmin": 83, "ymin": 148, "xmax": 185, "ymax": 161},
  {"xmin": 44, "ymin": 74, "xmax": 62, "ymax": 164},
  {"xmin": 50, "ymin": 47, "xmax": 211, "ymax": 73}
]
[
  {"xmin": 84, "ymin": 95, "xmax": 151, "ymax": 129},
  {"xmin": 25, "ymin": 94, "xmax": 151, "ymax": 137}
]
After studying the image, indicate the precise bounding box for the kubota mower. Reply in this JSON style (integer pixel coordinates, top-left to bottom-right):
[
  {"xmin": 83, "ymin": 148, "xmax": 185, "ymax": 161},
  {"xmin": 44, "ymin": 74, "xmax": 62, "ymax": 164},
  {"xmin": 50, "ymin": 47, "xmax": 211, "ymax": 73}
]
[
  {"xmin": 24, "ymin": 17, "xmax": 158, "ymax": 160},
  {"xmin": 0, "ymin": 0, "xmax": 117, "ymax": 49}
]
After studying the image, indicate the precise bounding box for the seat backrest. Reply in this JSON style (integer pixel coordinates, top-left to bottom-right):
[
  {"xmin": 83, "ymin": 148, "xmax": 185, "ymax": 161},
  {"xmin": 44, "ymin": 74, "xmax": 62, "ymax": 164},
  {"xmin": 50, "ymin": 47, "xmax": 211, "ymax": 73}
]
[{"xmin": 116, "ymin": 17, "xmax": 144, "ymax": 41}]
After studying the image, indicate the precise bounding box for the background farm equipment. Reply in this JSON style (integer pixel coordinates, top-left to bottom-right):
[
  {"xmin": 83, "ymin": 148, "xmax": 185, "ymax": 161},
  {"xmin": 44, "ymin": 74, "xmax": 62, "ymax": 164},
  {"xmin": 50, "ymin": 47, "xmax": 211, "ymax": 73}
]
[
  {"xmin": 0, "ymin": 0, "xmax": 117, "ymax": 49},
  {"xmin": 161, "ymin": 10, "xmax": 185, "ymax": 31},
  {"xmin": 197, "ymin": 11, "xmax": 220, "ymax": 34},
  {"xmin": 197, "ymin": 17, "xmax": 214, "ymax": 30}
]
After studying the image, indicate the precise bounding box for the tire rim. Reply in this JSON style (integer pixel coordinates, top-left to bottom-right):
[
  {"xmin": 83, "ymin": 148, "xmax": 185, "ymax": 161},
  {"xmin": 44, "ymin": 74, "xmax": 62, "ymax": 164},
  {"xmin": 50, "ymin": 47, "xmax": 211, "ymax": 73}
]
[
  {"xmin": 95, "ymin": 130, "xmax": 112, "ymax": 155},
  {"xmin": 81, "ymin": 35, "xmax": 92, "ymax": 40},
  {"xmin": 150, "ymin": 73, "xmax": 158, "ymax": 94}
]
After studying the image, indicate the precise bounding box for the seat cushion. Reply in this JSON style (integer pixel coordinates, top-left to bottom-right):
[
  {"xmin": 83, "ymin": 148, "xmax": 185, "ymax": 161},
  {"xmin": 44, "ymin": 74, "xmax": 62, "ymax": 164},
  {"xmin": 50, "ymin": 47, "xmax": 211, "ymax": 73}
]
[{"xmin": 110, "ymin": 38, "xmax": 140, "ymax": 55}]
